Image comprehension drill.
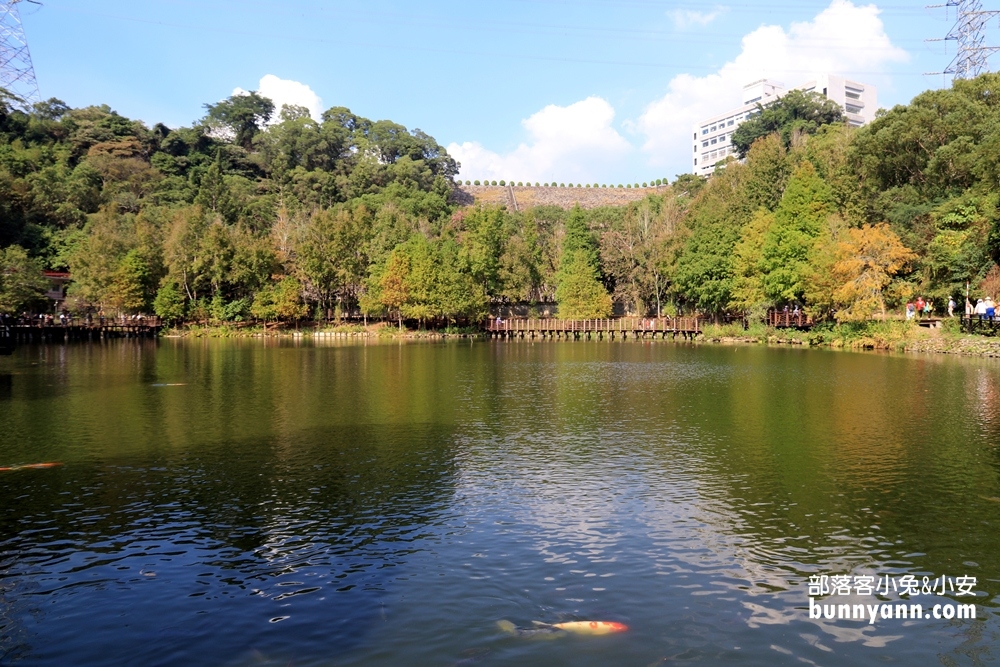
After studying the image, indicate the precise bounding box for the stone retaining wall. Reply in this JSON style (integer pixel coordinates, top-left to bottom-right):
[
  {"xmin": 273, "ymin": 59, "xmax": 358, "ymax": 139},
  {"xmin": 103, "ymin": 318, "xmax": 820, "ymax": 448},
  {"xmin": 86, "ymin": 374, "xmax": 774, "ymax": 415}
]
[{"xmin": 453, "ymin": 185, "xmax": 665, "ymax": 211}]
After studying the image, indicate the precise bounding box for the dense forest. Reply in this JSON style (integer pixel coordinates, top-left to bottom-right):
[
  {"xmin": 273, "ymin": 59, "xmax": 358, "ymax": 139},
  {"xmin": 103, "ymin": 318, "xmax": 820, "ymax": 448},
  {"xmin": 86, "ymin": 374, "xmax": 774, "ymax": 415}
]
[{"xmin": 1, "ymin": 74, "xmax": 999, "ymax": 326}]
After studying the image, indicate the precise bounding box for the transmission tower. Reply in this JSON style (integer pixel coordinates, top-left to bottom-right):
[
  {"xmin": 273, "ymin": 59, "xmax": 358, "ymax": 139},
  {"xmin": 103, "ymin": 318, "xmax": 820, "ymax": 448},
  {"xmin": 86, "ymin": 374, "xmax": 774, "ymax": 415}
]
[
  {"xmin": 0, "ymin": 0, "xmax": 40, "ymax": 108},
  {"xmin": 929, "ymin": 1, "xmax": 1000, "ymax": 81}
]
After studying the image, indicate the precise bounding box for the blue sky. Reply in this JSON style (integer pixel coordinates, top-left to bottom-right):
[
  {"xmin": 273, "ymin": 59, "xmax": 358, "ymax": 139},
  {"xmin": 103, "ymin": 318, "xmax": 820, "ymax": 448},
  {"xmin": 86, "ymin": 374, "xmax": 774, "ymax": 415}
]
[{"xmin": 18, "ymin": 0, "xmax": 975, "ymax": 183}]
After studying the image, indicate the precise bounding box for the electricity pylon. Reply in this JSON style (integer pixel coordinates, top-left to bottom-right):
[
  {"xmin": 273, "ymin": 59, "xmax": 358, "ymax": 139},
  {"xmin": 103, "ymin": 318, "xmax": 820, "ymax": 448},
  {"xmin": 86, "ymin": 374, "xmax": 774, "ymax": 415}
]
[{"xmin": 0, "ymin": 0, "xmax": 40, "ymax": 108}]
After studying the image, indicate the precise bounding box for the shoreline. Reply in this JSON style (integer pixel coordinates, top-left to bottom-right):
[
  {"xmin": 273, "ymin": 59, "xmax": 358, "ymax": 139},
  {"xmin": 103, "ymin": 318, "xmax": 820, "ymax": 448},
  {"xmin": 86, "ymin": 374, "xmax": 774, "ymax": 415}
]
[{"xmin": 154, "ymin": 323, "xmax": 1000, "ymax": 359}]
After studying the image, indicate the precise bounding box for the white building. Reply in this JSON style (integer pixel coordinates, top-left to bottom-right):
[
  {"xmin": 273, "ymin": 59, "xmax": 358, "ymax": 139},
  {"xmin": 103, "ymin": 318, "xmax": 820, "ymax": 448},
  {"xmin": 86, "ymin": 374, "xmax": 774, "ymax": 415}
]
[{"xmin": 692, "ymin": 75, "xmax": 878, "ymax": 178}]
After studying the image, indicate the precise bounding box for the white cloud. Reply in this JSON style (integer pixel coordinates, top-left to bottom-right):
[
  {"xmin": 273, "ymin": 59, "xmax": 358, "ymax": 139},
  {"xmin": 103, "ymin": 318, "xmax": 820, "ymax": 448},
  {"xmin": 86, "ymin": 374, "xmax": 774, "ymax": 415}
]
[
  {"xmin": 670, "ymin": 7, "xmax": 727, "ymax": 30},
  {"xmin": 636, "ymin": 0, "xmax": 908, "ymax": 174},
  {"xmin": 233, "ymin": 74, "xmax": 324, "ymax": 122},
  {"xmin": 448, "ymin": 97, "xmax": 632, "ymax": 183}
]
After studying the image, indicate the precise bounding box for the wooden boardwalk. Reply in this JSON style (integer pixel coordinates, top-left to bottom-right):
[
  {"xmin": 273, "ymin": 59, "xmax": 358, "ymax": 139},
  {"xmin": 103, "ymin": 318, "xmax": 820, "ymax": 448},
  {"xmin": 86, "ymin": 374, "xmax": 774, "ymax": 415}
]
[
  {"xmin": 486, "ymin": 317, "xmax": 705, "ymax": 340},
  {"xmin": 767, "ymin": 311, "xmax": 813, "ymax": 329},
  {"xmin": 6, "ymin": 320, "xmax": 163, "ymax": 345}
]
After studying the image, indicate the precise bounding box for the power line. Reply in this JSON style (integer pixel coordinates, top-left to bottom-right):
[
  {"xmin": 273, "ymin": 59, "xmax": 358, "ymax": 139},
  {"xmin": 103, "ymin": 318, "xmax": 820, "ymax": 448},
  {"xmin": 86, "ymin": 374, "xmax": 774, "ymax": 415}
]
[{"xmin": 927, "ymin": 0, "xmax": 1000, "ymax": 80}]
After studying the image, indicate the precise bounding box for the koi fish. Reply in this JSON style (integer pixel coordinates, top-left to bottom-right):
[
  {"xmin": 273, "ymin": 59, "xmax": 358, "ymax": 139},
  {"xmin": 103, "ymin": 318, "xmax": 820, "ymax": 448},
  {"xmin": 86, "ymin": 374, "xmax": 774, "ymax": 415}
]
[
  {"xmin": 497, "ymin": 619, "xmax": 628, "ymax": 638},
  {"xmin": 550, "ymin": 620, "xmax": 628, "ymax": 635},
  {"xmin": 0, "ymin": 462, "xmax": 62, "ymax": 472}
]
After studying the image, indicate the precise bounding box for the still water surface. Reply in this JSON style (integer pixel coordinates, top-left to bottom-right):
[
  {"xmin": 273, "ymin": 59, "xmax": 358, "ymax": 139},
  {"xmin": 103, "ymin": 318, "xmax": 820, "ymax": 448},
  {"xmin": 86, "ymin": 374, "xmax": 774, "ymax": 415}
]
[{"xmin": 1, "ymin": 339, "xmax": 999, "ymax": 666}]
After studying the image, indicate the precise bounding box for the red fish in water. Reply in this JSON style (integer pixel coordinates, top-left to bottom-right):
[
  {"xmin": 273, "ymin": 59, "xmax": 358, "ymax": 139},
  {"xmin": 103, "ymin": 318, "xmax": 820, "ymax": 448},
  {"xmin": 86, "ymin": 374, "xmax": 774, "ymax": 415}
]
[{"xmin": 0, "ymin": 462, "xmax": 63, "ymax": 472}]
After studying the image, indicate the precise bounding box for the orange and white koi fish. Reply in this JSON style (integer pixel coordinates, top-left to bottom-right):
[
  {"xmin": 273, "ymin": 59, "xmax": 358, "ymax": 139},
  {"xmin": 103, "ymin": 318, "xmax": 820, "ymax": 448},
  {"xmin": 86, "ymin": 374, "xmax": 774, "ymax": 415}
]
[
  {"xmin": 550, "ymin": 621, "xmax": 628, "ymax": 635},
  {"xmin": 498, "ymin": 619, "xmax": 628, "ymax": 638},
  {"xmin": 0, "ymin": 462, "xmax": 62, "ymax": 472}
]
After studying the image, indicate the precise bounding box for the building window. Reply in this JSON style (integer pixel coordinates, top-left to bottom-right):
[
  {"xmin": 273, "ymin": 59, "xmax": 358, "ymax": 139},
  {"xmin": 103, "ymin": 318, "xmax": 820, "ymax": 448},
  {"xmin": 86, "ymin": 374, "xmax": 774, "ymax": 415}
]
[
  {"xmin": 846, "ymin": 104, "xmax": 863, "ymax": 114},
  {"xmin": 710, "ymin": 125, "xmax": 717, "ymax": 132},
  {"xmin": 702, "ymin": 141, "xmax": 709, "ymax": 147},
  {"xmin": 728, "ymin": 120, "xmax": 734, "ymax": 126},
  {"xmin": 711, "ymin": 138, "xmax": 717, "ymax": 145},
  {"xmin": 846, "ymin": 91, "xmax": 861, "ymax": 100},
  {"xmin": 702, "ymin": 129, "xmax": 708, "ymax": 135},
  {"xmin": 693, "ymin": 145, "xmax": 697, "ymax": 152},
  {"xmin": 694, "ymin": 159, "xmax": 698, "ymax": 165}
]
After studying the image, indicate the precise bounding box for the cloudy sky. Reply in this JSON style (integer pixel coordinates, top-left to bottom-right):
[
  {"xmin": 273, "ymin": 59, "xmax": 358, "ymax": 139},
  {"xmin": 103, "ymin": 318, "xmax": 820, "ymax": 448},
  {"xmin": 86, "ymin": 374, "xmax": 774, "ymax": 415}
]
[{"xmin": 23, "ymin": 0, "xmax": 966, "ymax": 182}]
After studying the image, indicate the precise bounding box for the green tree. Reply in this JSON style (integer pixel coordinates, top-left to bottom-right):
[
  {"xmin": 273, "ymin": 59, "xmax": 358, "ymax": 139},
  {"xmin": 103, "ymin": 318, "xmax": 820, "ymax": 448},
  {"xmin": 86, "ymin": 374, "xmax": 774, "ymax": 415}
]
[
  {"xmin": 460, "ymin": 205, "xmax": 507, "ymax": 299},
  {"xmin": 108, "ymin": 248, "xmax": 154, "ymax": 313},
  {"xmin": 731, "ymin": 89, "xmax": 844, "ymax": 158},
  {"xmin": 0, "ymin": 245, "xmax": 47, "ymax": 314},
  {"xmin": 202, "ymin": 91, "xmax": 275, "ymax": 151},
  {"xmin": 555, "ymin": 250, "xmax": 612, "ymax": 318},
  {"xmin": 296, "ymin": 207, "xmax": 366, "ymax": 317},
  {"xmin": 730, "ymin": 210, "xmax": 774, "ymax": 313},
  {"xmin": 153, "ymin": 280, "xmax": 186, "ymax": 323},
  {"xmin": 760, "ymin": 162, "xmax": 834, "ymax": 304}
]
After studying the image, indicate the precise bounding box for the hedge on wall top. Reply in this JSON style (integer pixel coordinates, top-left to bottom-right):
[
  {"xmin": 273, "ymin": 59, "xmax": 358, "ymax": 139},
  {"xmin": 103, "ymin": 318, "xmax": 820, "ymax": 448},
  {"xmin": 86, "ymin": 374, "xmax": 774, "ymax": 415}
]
[{"xmin": 474, "ymin": 180, "xmax": 481, "ymax": 185}]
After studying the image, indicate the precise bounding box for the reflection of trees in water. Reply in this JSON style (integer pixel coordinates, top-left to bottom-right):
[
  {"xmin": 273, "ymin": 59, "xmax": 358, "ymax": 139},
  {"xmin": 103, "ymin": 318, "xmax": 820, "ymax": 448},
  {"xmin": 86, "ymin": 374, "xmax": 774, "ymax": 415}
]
[{"xmin": 0, "ymin": 420, "xmax": 458, "ymax": 663}]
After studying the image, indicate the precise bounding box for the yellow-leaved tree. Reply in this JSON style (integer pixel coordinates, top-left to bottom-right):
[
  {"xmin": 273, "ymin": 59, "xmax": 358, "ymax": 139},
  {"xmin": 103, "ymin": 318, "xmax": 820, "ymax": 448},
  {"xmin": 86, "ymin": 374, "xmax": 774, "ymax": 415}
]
[{"xmin": 832, "ymin": 223, "xmax": 916, "ymax": 322}]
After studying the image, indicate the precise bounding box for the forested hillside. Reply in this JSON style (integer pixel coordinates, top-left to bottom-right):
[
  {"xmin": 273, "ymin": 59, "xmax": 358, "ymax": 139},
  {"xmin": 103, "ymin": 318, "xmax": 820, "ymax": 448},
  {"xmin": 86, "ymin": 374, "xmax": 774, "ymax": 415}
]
[{"xmin": 1, "ymin": 75, "xmax": 999, "ymax": 325}]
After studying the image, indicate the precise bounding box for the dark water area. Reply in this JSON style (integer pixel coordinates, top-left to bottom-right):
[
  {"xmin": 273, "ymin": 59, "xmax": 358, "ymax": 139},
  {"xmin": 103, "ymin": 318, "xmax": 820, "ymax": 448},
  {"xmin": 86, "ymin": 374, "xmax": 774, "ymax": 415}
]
[{"xmin": 0, "ymin": 339, "xmax": 999, "ymax": 666}]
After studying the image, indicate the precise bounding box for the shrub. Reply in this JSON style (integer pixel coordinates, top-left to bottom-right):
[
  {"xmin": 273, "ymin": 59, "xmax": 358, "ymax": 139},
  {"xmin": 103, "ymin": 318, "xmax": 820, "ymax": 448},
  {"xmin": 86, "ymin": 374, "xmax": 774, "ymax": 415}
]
[
  {"xmin": 560, "ymin": 183, "xmax": 565, "ymax": 187},
  {"xmin": 491, "ymin": 181, "xmax": 498, "ymax": 186},
  {"xmin": 642, "ymin": 182, "xmax": 648, "ymax": 187},
  {"xmin": 617, "ymin": 184, "xmax": 623, "ymax": 188},
  {"xmin": 474, "ymin": 180, "xmax": 481, "ymax": 186},
  {"xmin": 499, "ymin": 180, "xmax": 506, "ymax": 186},
  {"xmin": 626, "ymin": 184, "xmax": 632, "ymax": 188},
  {"xmin": 655, "ymin": 179, "xmax": 662, "ymax": 186},
  {"xmin": 517, "ymin": 181, "xmax": 523, "ymax": 186},
  {"xmin": 535, "ymin": 182, "xmax": 540, "ymax": 187}
]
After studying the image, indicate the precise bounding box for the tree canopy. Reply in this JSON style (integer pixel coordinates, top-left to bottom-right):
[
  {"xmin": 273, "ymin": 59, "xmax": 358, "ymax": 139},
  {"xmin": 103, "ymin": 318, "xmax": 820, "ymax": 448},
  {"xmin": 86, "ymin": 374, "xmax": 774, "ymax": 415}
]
[
  {"xmin": 731, "ymin": 89, "xmax": 844, "ymax": 159},
  {"xmin": 2, "ymin": 73, "xmax": 1000, "ymax": 325}
]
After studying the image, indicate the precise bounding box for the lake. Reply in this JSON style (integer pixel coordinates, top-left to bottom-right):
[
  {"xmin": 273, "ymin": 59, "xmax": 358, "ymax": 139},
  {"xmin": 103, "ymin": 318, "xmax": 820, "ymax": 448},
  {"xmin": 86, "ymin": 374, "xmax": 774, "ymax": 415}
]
[{"xmin": 1, "ymin": 339, "xmax": 999, "ymax": 666}]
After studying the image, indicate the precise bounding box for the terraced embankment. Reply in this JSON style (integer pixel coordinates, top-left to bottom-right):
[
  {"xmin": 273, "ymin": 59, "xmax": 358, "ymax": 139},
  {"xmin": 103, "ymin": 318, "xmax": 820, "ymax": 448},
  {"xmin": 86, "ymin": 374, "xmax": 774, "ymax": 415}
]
[{"xmin": 453, "ymin": 184, "xmax": 665, "ymax": 210}]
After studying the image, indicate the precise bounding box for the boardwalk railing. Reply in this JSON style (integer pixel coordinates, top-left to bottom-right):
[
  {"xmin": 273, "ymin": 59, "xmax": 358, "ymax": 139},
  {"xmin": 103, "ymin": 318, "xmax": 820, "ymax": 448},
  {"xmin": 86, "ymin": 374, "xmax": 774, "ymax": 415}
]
[
  {"xmin": 486, "ymin": 317, "xmax": 704, "ymax": 340},
  {"xmin": 962, "ymin": 316, "xmax": 1000, "ymax": 337},
  {"xmin": 767, "ymin": 311, "xmax": 813, "ymax": 329}
]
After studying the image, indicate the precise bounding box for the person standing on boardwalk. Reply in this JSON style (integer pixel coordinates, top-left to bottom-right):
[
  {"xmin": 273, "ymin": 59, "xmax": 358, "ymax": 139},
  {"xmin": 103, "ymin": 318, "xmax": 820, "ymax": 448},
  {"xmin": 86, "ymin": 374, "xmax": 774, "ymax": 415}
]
[
  {"xmin": 949, "ymin": 297, "xmax": 956, "ymax": 317},
  {"xmin": 975, "ymin": 299, "xmax": 987, "ymax": 320},
  {"xmin": 987, "ymin": 297, "xmax": 996, "ymax": 320},
  {"xmin": 906, "ymin": 302, "xmax": 915, "ymax": 321},
  {"xmin": 915, "ymin": 296, "xmax": 926, "ymax": 320}
]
